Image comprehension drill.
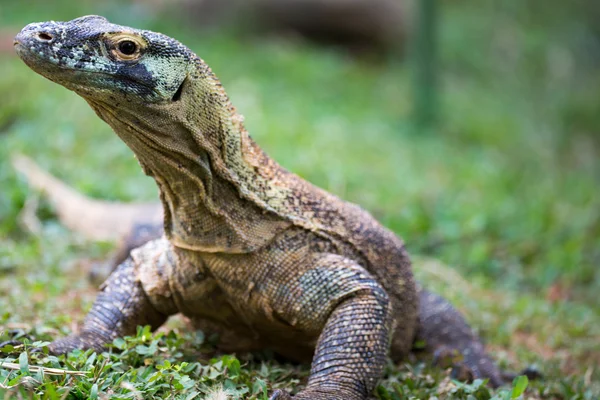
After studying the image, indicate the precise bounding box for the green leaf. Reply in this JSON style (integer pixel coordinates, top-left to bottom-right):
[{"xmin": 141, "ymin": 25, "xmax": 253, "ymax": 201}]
[
  {"xmin": 41, "ymin": 382, "xmax": 59, "ymax": 400},
  {"xmin": 112, "ymin": 337, "xmax": 126, "ymax": 350},
  {"xmin": 90, "ymin": 383, "xmax": 99, "ymax": 399},
  {"xmin": 179, "ymin": 374, "xmax": 195, "ymax": 389},
  {"xmin": 135, "ymin": 345, "xmax": 150, "ymax": 355},
  {"xmin": 510, "ymin": 375, "xmax": 528, "ymax": 398},
  {"xmin": 18, "ymin": 351, "xmax": 29, "ymax": 374},
  {"xmin": 252, "ymin": 379, "xmax": 267, "ymax": 396},
  {"xmin": 184, "ymin": 390, "xmax": 200, "ymax": 400},
  {"xmin": 228, "ymin": 358, "xmax": 241, "ymax": 377},
  {"xmin": 0, "ymin": 344, "xmax": 14, "ymax": 353},
  {"xmin": 84, "ymin": 352, "xmax": 97, "ymax": 369}
]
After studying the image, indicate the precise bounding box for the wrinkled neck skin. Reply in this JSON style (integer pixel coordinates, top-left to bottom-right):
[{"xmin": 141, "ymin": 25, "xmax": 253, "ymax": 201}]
[{"xmin": 86, "ymin": 60, "xmax": 291, "ymax": 253}]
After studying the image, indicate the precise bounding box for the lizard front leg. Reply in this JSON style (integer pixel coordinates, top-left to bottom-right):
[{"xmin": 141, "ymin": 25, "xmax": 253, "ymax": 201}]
[
  {"xmin": 49, "ymin": 241, "xmax": 173, "ymax": 354},
  {"xmin": 269, "ymin": 254, "xmax": 394, "ymax": 400},
  {"xmin": 90, "ymin": 221, "xmax": 164, "ymax": 284}
]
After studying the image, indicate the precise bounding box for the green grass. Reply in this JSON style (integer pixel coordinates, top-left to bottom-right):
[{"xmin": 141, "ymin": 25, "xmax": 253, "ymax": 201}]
[{"xmin": 1, "ymin": 0, "xmax": 599, "ymax": 398}]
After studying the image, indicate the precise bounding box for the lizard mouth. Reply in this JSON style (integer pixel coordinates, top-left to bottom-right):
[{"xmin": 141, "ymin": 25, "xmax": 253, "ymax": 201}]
[{"xmin": 13, "ymin": 40, "xmax": 26, "ymax": 55}]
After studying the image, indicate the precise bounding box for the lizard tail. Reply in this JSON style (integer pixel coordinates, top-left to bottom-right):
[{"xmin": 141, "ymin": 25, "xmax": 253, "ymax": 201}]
[{"xmin": 11, "ymin": 154, "xmax": 162, "ymax": 241}]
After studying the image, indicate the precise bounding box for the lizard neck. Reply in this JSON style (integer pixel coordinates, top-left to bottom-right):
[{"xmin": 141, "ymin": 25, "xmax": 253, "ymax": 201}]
[{"xmin": 87, "ymin": 59, "xmax": 291, "ymax": 253}]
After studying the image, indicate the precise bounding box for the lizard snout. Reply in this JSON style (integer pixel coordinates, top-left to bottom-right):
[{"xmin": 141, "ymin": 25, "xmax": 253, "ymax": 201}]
[{"xmin": 14, "ymin": 22, "xmax": 57, "ymax": 50}]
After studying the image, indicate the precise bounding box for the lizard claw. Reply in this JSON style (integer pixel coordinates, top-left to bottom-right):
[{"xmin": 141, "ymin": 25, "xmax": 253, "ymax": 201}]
[
  {"xmin": 270, "ymin": 388, "xmax": 360, "ymax": 400},
  {"xmin": 519, "ymin": 366, "xmax": 543, "ymax": 381},
  {"xmin": 269, "ymin": 389, "xmax": 293, "ymax": 400},
  {"xmin": 431, "ymin": 346, "xmax": 504, "ymax": 387},
  {"xmin": 501, "ymin": 365, "xmax": 543, "ymax": 383}
]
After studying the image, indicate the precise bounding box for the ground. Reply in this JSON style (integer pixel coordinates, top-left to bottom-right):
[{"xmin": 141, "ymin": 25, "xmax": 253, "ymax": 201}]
[{"xmin": 0, "ymin": 1, "xmax": 599, "ymax": 399}]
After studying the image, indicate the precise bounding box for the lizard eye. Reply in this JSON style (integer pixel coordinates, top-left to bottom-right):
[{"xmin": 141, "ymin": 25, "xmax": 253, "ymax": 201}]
[
  {"xmin": 111, "ymin": 37, "xmax": 144, "ymax": 61},
  {"xmin": 118, "ymin": 40, "xmax": 137, "ymax": 55}
]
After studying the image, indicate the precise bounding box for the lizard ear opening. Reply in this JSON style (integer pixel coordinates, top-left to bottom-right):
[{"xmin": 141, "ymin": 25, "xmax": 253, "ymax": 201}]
[{"xmin": 172, "ymin": 78, "xmax": 185, "ymax": 102}]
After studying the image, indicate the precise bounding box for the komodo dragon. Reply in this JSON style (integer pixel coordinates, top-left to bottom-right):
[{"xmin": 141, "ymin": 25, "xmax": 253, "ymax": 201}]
[{"xmin": 14, "ymin": 16, "xmax": 529, "ymax": 399}]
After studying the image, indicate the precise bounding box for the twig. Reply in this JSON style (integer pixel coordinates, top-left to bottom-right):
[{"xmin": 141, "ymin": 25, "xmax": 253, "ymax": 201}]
[{"xmin": 0, "ymin": 361, "xmax": 87, "ymax": 376}]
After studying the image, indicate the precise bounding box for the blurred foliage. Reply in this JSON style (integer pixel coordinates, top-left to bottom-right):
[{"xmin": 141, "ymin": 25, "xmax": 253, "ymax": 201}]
[{"xmin": 0, "ymin": 0, "xmax": 599, "ymax": 398}]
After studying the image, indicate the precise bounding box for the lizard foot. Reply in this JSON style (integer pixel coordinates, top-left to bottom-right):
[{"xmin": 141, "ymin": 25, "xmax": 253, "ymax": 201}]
[
  {"xmin": 501, "ymin": 366, "xmax": 543, "ymax": 383},
  {"xmin": 432, "ymin": 346, "xmax": 504, "ymax": 387},
  {"xmin": 270, "ymin": 388, "xmax": 363, "ymax": 400},
  {"xmin": 432, "ymin": 346, "xmax": 542, "ymax": 387},
  {"xmin": 47, "ymin": 332, "xmax": 108, "ymax": 355}
]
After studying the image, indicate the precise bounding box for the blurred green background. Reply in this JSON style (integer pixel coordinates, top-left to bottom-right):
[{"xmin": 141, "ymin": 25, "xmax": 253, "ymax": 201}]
[{"xmin": 0, "ymin": 0, "xmax": 599, "ymax": 398}]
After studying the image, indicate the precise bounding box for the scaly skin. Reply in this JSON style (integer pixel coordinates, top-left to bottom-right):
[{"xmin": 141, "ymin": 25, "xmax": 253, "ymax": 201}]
[{"xmin": 15, "ymin": 16, "xmax": 515, "ymax": 397}]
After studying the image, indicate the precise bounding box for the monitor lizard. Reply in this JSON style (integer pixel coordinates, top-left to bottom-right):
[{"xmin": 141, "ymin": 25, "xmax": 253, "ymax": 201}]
[{"xmin": 14, "ymin": 16, "xmax": 530, "ymax": 399}]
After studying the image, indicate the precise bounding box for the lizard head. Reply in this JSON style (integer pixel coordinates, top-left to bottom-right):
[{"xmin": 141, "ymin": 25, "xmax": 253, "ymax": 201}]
[
  {"xmin": 13, "ymin": 15, "xmax": 229, "ymax": 181},
  {"xmin": 15, "ymin": 16, "xmax": 293, "ymax": 252},
  {"xmin": 14, "ymin": 15, "xmax": 191, "ymax": 104}
]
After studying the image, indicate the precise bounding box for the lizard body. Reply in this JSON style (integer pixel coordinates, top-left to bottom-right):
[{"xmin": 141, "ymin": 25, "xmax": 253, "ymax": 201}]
[{"xmin": 15, "ymin": 16, "xmax": 515, "ymax": 398}]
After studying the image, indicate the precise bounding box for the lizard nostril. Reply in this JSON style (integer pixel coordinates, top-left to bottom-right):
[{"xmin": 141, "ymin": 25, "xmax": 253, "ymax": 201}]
[{"xmin": 37, "ymin": 32, "xmax": 53, "ymax": 42}]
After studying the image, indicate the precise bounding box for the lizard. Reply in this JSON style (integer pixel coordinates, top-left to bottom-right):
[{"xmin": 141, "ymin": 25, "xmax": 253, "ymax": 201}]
[{"xmin": 14, "ymin": 15, "xmax": 528, "ymax": 399}]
